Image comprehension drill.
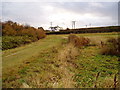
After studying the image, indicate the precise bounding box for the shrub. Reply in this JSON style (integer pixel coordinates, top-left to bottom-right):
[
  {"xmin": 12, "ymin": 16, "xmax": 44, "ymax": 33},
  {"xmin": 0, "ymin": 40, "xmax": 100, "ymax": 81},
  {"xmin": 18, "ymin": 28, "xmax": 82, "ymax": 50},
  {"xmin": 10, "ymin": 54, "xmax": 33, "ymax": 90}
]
[
  {"xmin": 2, "ymin": 20, "xmax": 46, "ymax": 40},
  {"xmin": 2, "ymin": 24, "xmax": 16, "ymax": 36},
  {"xmin": 100, "ymin": 37, "xmax": 120, "ymax": 56},
  {"xmin": 79, "ymin": 37, "xmax": 90, "ymax": 46},
  {"xmin": 35, "ymin": 28, "xmax": 46, "ymax": 39},
  {"xmin": 68, "ymin": 34, "xmax": 90, "ymax": 48},
  {"xmin": 2, "ymin": 20, "xmax": 47, "ymax": 50},
  {"xmin": 18, "ymin": 29, "xmax": 38, "ymax": 41},
  {"xmin": 2, "ymin": 36, "xmax": 33, "ymax": 50}
]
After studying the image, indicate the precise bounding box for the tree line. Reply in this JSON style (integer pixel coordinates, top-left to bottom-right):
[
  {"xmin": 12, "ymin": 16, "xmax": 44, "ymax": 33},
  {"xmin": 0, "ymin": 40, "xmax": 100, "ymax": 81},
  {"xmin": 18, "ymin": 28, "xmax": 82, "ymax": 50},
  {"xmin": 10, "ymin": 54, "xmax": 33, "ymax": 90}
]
[{"xmin": 46, "ymin": 26, "xmax": 120, "ymax": 35}]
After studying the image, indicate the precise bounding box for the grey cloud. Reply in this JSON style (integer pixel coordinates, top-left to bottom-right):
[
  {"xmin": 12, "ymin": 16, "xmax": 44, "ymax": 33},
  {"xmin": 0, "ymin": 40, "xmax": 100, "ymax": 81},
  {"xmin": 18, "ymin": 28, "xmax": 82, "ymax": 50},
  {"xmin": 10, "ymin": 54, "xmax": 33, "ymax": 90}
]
[
  {"xmin": 2, "ymin": 2, "xmax": 118, "ymax": 28},
  {"xmin": 51, "ymin": 2, "xmax": 118, "ymax": 19},
  {"xmin": 2, "ymin": 2, "xmax": 49, "ymax": 26},
  {"xmin": 47, "ymin": 2, "xmax": 118, "ymax": 27}
]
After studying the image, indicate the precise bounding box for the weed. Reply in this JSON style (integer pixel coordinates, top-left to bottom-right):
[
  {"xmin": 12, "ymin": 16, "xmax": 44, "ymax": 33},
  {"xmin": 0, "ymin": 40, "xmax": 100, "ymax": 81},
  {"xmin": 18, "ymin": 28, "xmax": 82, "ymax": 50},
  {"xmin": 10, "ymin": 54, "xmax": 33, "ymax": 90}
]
[
  {"xmin": 100, "ymin": 37, "xmax": 120, "ymax": 56},
  {"xmin": 18, "ymin": 67, "xmax": 28, "ymax": 75}
]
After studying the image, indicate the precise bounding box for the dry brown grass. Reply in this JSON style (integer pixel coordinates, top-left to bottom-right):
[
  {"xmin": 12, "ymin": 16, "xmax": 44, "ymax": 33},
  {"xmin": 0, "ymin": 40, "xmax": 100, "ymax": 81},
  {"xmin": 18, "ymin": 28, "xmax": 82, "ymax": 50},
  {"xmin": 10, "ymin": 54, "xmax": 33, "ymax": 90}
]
[
  {"xmin": 98, "ymin": 75, "xmax": 119, "ymax": 88},
  {"xmin": 68, "ymin": 34, "xmax": 90, "ymax": 48},
  {"xmin": 58, "ymin": 43, "xmax": 79, "ymax": 63},
  {"xmin": 100, "ymin": 37, "xmax": 120, "ymax": 56},
  {"xmin": 87, "ymin": 36, "xmax": 106, "ymax": 46},
  {"xmin": 57, "ymin": 43, "xmax": 79, "ymax": 88},
  {"xmin": 21, "ymin": 44, "xmax": 79, "ymax": 88}
]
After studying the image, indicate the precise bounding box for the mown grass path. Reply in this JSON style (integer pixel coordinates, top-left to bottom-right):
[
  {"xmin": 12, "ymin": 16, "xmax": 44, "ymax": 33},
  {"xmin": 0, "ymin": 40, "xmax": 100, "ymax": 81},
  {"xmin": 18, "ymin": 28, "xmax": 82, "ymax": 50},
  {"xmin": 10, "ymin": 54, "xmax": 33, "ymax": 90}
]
[{"xmin": 3, "ymin": 35, "xmax": 64, "ymax": 70}]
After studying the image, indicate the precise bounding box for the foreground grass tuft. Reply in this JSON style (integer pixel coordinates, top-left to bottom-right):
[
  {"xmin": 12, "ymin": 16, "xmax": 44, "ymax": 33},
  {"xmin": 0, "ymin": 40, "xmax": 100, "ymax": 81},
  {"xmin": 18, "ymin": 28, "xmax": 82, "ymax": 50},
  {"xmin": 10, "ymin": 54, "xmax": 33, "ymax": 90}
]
[{"xmin": 100, "ymin": 37, "xmax": 120, "ymax": 56}]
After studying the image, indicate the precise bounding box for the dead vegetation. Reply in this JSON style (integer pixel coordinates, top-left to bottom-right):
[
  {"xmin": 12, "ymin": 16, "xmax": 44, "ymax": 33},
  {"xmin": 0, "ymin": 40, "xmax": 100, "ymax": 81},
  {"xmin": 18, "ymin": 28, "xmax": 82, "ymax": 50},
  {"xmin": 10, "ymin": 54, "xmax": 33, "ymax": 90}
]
[
  {"xmin": 56, "ymin": 43, "xmax": 79, "ymax": 88},
  {"xmin": 58, "ymin": 43, "xmax": 79, "ymax": 62},
  {"xmin": 100, "ymin": 37, "xmax": 120, "ymax": 56},
  {"xmin": 68, "ymin": 34, "xmax": 90, "ymax": 48},
  {"xmin": 55, "ymin": 35, "xmax": 92, "ymax": 87}
]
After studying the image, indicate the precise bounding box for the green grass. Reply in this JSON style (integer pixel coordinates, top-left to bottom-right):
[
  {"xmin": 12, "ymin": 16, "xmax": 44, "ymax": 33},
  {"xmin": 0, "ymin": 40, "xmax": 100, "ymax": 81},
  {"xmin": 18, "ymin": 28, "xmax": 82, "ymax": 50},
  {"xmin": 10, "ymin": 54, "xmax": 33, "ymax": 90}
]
[
  {"xmin": 3, "ymin": 35, "xmax": 63, "ymax": 69},
  {"xmin": 73, "ymin": 46, "xmax": 118, "ymax": 88},
  {"xmin": 2, "ymin": 32, "xmax": 119, "ymax": 88},
  {"xmin": 2, "ymin": 36, "xmax": 36, "ymax": 50}
]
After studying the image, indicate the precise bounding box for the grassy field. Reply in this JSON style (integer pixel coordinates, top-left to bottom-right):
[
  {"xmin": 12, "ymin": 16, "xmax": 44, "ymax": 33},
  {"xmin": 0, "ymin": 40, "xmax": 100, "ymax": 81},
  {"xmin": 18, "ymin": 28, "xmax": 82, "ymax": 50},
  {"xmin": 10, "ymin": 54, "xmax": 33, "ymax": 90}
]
[{"xmin": 2, "ymin": 32, "xmax": 119, "ymax": 88}]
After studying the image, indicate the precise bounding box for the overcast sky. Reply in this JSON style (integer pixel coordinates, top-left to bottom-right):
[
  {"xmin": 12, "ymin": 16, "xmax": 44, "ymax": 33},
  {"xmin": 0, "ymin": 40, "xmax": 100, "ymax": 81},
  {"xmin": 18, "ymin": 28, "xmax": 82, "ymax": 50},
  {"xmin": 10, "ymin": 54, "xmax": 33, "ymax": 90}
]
[{"xmin": 2, "ymin": 2, "xmax": 118, "ymax": 29}]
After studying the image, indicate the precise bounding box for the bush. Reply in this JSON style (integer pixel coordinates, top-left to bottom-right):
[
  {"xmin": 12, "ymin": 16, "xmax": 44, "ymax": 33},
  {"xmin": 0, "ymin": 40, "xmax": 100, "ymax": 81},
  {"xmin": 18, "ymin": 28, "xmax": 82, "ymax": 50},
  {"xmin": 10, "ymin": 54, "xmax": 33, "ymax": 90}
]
[
  {"xmin": 2, "ymin": 20, "xmax": 46, "ymax": 50},
  {"xmin": 2, "ymin": 24, "xmax": 16, "ymax": 36},
  {"xmin": 100, "ymin": 37, "xmax": 120, "ymax": 56},
  {"xmin": 35, "ymin": 29, "xmax": 46, "ymax": 39},
  {"xmin": 2, "ymin": 20, "xmax": 46, "ymax": 40},
  {"xmin": 18, "ymin": 29, "xmax": 38, "ymax": 41},
  {"xmin": 2, "ymin": 36, "xmax": 34, "ymax": 50},
  {"xmin": 68, "ymin": 34, "xmax": 90, "ymax": 48}
]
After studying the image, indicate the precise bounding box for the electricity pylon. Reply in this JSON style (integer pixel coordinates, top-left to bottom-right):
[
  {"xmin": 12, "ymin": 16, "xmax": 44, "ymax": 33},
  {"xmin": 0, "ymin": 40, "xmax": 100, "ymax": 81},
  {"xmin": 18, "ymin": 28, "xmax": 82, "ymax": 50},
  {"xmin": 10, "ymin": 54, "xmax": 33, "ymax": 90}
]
[{"xmin": 72, "ymin": 21, "xmax": 76, "ymax": 29}]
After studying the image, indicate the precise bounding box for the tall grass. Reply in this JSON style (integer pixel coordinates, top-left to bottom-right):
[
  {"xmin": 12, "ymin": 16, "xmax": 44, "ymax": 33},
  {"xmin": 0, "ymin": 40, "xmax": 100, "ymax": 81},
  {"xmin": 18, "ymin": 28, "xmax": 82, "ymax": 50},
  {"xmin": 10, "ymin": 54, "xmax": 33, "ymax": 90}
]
[
  {"xmin": 58, "ymin": 43, "xmax": 79, "ymax": 62},
  {"xmin": 100, "ymin": 37, "xmax": 120, "ymax": 56},
  {"xmin": 68, "ymin": 34, "xmax": 90, "ymax": 48}
]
